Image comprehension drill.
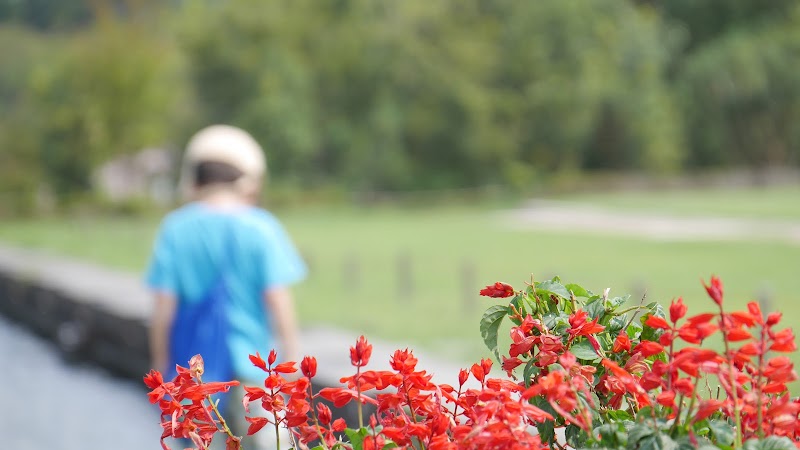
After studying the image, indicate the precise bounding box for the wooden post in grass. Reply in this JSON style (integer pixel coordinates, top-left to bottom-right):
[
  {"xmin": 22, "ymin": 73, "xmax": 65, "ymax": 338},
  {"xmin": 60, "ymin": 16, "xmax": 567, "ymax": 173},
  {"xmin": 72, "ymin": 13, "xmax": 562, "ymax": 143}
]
[
  {"xmin": 301, "ymin": 248, "xmax": 314, "ymax": 274},
  {"xmin": 396, "ymin": 252, "xmax": 413, "ymax": 302},
  {"xmin": 757, "ymin": 283, "xmax": 774, "ymax": 314},
  {"xmin": 343, "ymin": 253, "xmax": 360, "ymax": 292},
  {"xmin": 461, "ymin": 260, "xmax": 477, "ymax": 313}
]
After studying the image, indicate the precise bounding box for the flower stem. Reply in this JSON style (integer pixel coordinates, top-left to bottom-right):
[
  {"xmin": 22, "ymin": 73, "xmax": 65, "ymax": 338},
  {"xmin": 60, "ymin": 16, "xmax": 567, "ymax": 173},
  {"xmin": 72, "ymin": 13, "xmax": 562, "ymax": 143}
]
[
  {"xmin": 274, "ymin": 420, "xmax": 281, "ymax": 450},
  {"xmin": 718, "ymin": 304, "xmax": 743, "ymax": 449},
  {"xmin": 307, "ymin": 381, "xmax": 330, "ymax": 450},
  {"xmin": 206, "ymin": 394, "xmax": 236, "ymax": 438},
  {"xmin": 195, "ymin": 374, "xmax": 236, "ymax": 441},
  {"xmin": 356, "ymin": 365, "xmax": 364, "ymax": 429},
  {"xmin": 755, "ymin": 323, "xmax": 768, "ymax": 438}
]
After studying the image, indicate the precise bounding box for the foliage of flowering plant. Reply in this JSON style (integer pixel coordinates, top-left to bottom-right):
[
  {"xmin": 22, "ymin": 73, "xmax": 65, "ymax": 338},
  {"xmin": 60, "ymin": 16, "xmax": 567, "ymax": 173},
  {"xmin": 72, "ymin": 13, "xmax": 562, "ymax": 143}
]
[
  {"xmin": 479, "ymin": 276, "xmax": 800, "ymax": 449},
  {"xmin": 145, "ymin": 276, "xmax": 800, "ymax": 450}
]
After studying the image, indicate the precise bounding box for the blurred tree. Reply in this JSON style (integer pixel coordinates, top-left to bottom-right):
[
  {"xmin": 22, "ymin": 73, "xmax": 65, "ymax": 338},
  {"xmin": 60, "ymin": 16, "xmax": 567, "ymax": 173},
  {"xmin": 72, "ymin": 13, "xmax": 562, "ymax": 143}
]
[
  {"xmin": 3, "ymin": 0, "xmax": 799, "ymax": 208},
  {"xmin": 179, "ymin": 0, "xmax": 682, "ymax": 192},
  {"xmin": 0, "ymin": 26, "xmax": 48, "ymax": 214},
  {"xmin": 679, "ymin": 14, "xmax": 800, "ymax": 170},
  {"xmin": 656, "ymin": 0, "xmax": 796, "ymax": 52},
  {"xmin": 0, "ymin": 0, "xmax": 92, "ymax": 29},
  {"xmin": 27, "ymin": 20, "xmax": 187, "ymax": 203},
  {"xmin": 490, "ymin": 0, "xmax": 683, "ymax": 176}
]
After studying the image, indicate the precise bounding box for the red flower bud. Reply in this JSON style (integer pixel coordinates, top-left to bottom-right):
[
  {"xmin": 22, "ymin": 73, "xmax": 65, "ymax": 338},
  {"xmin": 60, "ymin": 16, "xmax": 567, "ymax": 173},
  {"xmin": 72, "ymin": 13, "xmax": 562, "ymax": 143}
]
[
  {"xmin": 702, "ymin": 276, "xmax": 723, "ymax": 305},
  {"xmin": 350, "ymin": 335, "xmax": 373, "ymax": 367},
  {"xmin": 301, "ymin": 356, "xmax": 317, "ymax": 378},
  {"xmin": 189, "ymin": 354, "xmax": 204, "ymax": 378},
  {"xmin": 669, "ymin": 297, "xmax": 687, "ymax": 323},
  {"xmin": 766, "ymin": 312, "xmax": 782, "ymax": 327},
  {"xmin": 613, "ymin": 333, "xmax": 631, "ymax": 353},
  {"xmin": 316, "ymin": 403, "xmax": 332, "ymax": 425},
  {"xmin": 249, "ymin": 352, "xmax": 268, "ymax": 371},
  {"xmin": 458, "ymin": 368, "xmax": 469, "ymax": 386},
  {"xmin": 479, "ymin": 282, "xmax": 515, "ymax": 298},
  {"xmin": 268, "ymin": 350, "xmax": 278, "ymax": 366}
]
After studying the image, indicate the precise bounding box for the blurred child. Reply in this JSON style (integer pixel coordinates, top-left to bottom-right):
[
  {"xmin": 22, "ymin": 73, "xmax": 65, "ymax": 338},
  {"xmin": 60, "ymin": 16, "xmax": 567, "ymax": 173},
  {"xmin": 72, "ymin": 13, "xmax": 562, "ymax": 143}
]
[{"xmin": 146, "ymin": 125, "xmax": 306, "ymax": 449}]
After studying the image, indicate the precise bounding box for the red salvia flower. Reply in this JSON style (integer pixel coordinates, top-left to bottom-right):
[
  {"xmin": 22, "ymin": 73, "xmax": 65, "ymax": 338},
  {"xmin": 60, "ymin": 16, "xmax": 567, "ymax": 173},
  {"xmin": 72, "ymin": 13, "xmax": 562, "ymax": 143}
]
[
  {"xmin": 567, "ymin": 309, "xmax": 606, "ymax": 338},
  {"xmin": 669, "ymin": 297, "xmax": 687, "ymax": 323},
  {"xmin": 479, "ymin": 282, "xmax": 515, "ymax": 298},
  {"xmin": 657, "ymin": 390, "xmax": 676, "ymax": 408},
  {"xmin": 501, "ymin": 356, "xmax": 524, "ymax": 377},
  {"xmin": 703, "ymin": 275, "xmax": 724, "ymax": 305},
  {"xmin": 632, "ymin": 341, "xmax": 665, "ymax": 358},
  {"xmin": 300, "ymin": 355, "xmax": 317, "ymax": 378},
  {"xmin": 770, "ymin": 328, "xmax": 797, "ymax": 352},
  {"xmin": 613, "ymin": 333, "xmax": 631, "ymax": 353},
  {"xmin": 249, "ymin": 352, "xmax": 268, "ymax": 372},
  {"xmin": 644, "ymin": 315, "xmax": 670, "ymax": 330},
  {"xmin": 693, "ymin": 399, "xmax": 724, "ymax": 423},
  {"xmin": 350, "ymin": 335, "xmax": 373, "ymax": 367}
]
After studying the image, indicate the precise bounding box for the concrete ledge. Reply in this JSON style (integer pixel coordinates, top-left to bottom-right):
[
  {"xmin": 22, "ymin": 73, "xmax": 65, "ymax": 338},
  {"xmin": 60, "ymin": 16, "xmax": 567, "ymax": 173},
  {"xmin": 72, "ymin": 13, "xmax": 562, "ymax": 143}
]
[{"xmin": 0, "ymin": 244, "xmax": 474, "ymax": 425}]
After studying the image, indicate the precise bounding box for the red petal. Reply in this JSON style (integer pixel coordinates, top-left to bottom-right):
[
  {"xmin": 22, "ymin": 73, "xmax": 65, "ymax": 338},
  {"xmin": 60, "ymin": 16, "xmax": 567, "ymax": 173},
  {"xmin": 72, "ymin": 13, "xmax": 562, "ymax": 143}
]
[
  {"xmin": 644, "ymin": 315, "xmax": 670, "ymax": 330},
  {"xmin": 245, "ymin": 416, "xmax": 269, "ymax": 435},
  {"xmin": 633, "ymin": 341, "xmax": 665, "ymax": 357},
  {"xmin": 249, "ymin": 353, "xmax": 267, "ymax": 372},
  {"xmin": 144, "ymin": 370, "xmax": 164, "ymax": 389},
  {"xmin": 725, "ymin": 328, "xmax": 752, "ymax": 342},
  {"xmin": 273, "ymin": 362, "xmax": 297, "ymax": 374}
]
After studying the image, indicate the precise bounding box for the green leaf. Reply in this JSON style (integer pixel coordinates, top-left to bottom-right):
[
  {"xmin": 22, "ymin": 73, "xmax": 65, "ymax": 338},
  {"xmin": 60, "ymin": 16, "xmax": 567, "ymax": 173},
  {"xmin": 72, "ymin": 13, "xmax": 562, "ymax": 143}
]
[
  {"xmin": 595, "ymin": 423, "xmax": 623, "ymax": 446},
  {"xmin": 570, "ymin": 339, "xmax": 600, "ymax": 361},
  {"xmin": 585, "ymin": 297, "xmax": 605, "ymax": 319},
  {"xmin": 605, "ymin": 410, "xmax": 633, "ymax": 422},
  {"xmin": 565, "ymin": 283, "xmax": 593, "ymax": 299},
  {"xmin": 480, "ymin": 305, "xmax": 509, "ymax": 361},
  {"xmin": 533, "ymin": 408, "xmax": 556, "ymax": 444},
  {"xmin": 344, "ymin": 427, "xmax": 369, "ymax": 450},
  {"xmin": 535, "ymin": 280, "xmax": 571, "ymax": 300},
  {"xmin": 708, "ymin": 419, "xmax": 734, "ymax": 446},
  {"xmin": 607, "ymin": 314, "xmax": 627, "ymax": 332},
  {"xmin": 641, "ymin": 316, "xmax": 665, "ymax": 342},
  {"xmin": 565, "ymin": 424, "xmax": 588, "ymax": 448},
  {"xmin": 626, "ymin": 321, "xmax": 643, "ymax": 339},
  {"xmin": 743, "ymin": 437, "xmax": 798, "ymax": 450},
  {"xmin": 635, "ymin": 433, "xmax": 680, "ymax": 450},
  {"xmin": 627, "ymin": 423, "xmax": 655, "ymax": 445},
  {"xmin": 522, "ymin": 358, "xmax": 539, "ymax": 387},
  {"xmin": 647, "ymin": 301, "xmax": 667, "ymax": 319},
  {"xmin": 542, "ymin": 312, "xmax": 570, "ymax": 332},
  {"xmin": 509, "ymin": 294, "xmax": 527, "ymax": 320},
  {"xmin": 605, "ymin": 295, "xmax": 630, "ymax": 312}
]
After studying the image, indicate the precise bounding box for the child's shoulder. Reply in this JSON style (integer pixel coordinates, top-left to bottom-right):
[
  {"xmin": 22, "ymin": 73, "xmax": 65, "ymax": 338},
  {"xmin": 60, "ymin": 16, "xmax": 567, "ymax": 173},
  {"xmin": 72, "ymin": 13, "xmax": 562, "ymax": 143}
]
[
  {"xmin": 239, "ymin": 206, "xmax": 284, "ymax": 230},
  {"xmin": 159, "ymin": 202, "xmax": 204, "ymax": 226}
]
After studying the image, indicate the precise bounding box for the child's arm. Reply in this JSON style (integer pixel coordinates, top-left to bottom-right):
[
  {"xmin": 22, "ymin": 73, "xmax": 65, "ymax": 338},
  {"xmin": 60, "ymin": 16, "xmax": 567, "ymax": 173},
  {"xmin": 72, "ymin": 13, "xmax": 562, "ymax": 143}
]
[
  {"xmin": 265, "ymin": 286, "xmax": 300, "ymax": 363},
  {"xmin": 149, "ymin": 291, "xmax": 177, "ymax": 372}
]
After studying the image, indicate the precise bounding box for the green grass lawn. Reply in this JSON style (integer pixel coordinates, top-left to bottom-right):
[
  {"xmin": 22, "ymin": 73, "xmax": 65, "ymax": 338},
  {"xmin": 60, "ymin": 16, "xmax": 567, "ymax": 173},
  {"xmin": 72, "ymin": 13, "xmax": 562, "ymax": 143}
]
[
  {"xmin": 1, "ymin": 196, "xmax": 799, "ymax": 367},
  {"xmin": 558, "ymin": 184, "xmax": 800, "ymax": 220}
]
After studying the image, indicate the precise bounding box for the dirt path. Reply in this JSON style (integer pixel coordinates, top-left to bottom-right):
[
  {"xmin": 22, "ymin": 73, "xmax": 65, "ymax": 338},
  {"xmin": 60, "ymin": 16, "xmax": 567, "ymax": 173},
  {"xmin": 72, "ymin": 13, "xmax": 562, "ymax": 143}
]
[{"xmin": 498, "ymin": 200, "xmax": 800, "ymax": 245}]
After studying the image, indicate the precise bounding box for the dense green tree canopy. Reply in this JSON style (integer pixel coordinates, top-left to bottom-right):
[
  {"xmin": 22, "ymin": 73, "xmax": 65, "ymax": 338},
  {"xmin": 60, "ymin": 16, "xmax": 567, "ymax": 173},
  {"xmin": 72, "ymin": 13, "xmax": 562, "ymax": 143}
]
[{"xmin": 1, "ymin": 0, "xmax": 798, "ymax": 211}]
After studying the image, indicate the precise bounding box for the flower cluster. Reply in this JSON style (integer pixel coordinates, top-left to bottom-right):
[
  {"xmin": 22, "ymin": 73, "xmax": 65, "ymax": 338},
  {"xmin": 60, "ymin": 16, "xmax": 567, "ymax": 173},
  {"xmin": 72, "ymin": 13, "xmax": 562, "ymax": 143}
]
[
  {"xmin": 146, "ymin": 276, "xmax": 800, "ymax": 450},
  {"xmin": 143, "ymin": 355, "xmax": 241, "ymax": 450},
  {"xmin": 479, "ymin": 276, "xmax": 800, "ymax": 448},
  {"xmin": 242, "ymin": 337, "xmax": 553, "ymax": 450}
]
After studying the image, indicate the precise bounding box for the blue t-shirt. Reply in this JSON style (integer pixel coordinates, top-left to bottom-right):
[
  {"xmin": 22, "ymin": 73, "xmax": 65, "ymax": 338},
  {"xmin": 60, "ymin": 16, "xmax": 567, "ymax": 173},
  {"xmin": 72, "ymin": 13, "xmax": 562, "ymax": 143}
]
[{"xmin": 145, "ymin": 202, "xmax": 307, "ymax": 382}]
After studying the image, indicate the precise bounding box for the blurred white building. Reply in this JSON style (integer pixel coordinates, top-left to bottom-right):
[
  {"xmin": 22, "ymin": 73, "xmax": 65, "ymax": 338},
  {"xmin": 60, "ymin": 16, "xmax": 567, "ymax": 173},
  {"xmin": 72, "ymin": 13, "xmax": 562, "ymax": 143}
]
[{"xmin": 94, "ymin": 148, "xmax": 176, "ymax": 206}]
